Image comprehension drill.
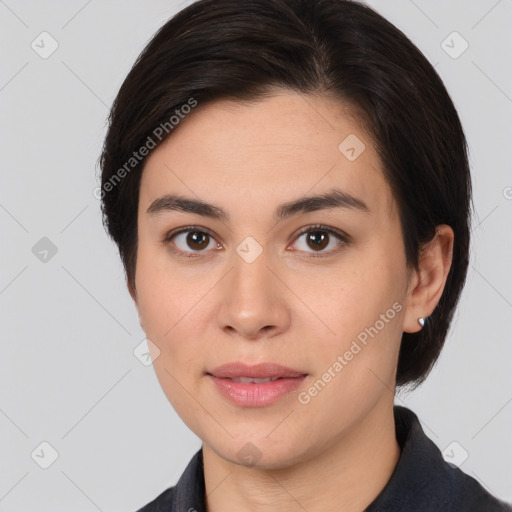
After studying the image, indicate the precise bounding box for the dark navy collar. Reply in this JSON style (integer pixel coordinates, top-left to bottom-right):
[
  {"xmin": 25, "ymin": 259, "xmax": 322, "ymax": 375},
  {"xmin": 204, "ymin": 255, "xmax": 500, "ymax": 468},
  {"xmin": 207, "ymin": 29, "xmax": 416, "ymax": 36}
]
[{"xmin": 137, "ymin": 405, "xmax": 511, "ymax": 511}]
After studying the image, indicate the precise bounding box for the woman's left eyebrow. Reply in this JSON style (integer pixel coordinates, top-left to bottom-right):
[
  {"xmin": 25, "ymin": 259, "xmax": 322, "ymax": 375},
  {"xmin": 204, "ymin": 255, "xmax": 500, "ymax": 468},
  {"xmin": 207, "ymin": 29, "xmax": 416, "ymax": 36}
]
[{"xmin": 146, "ymin": 187, "xmax": 370, "ymax": 222}]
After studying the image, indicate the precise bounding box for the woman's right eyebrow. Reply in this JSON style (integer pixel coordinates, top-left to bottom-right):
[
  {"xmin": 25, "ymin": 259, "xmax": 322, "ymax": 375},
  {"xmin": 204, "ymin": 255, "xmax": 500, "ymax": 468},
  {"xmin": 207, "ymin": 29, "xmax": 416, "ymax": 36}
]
[{"xmin": 146, "ymin": 187, "xmax": 370, "ymax": 223}]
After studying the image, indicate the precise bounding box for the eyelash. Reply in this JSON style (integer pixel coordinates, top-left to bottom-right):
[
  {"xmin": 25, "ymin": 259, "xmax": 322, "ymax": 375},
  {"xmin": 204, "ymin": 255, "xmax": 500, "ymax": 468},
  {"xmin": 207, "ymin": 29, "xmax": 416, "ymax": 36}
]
[{"xmin": 162, "ymin": 224, "xmax": 351, "ymax": 259}]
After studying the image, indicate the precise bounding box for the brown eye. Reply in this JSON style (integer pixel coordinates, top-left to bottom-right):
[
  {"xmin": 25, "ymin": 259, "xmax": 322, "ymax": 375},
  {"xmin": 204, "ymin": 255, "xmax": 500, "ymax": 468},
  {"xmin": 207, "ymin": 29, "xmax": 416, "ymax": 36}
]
[
  {"xmin": 305, "ymin": 231, "xmax": 329, "ymax": 251},
  {"xmin": 291, "ymin": 225, "xmax": 350, "ymax": 256},
  {"xmin": 185, "ymin": 231, "xmax": 210, "ymax": 250},
  {"xmin": 165, "ymin": 228, "xmax": 219, "ymax": 255}
]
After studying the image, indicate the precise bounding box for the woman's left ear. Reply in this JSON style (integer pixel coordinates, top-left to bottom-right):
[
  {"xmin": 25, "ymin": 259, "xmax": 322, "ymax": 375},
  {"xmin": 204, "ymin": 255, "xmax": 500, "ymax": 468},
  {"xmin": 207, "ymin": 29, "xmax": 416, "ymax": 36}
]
[{"xmin": 403, "ymin": 224, "xmax": 454, "ymax": 333}]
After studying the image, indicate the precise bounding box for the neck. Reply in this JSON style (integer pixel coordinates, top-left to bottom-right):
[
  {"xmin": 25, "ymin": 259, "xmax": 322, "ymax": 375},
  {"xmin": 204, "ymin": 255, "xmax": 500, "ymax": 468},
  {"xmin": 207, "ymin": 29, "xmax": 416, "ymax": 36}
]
[{"xmin": 202, "ymin": 400, "xmax": 400, "ymax": 512}]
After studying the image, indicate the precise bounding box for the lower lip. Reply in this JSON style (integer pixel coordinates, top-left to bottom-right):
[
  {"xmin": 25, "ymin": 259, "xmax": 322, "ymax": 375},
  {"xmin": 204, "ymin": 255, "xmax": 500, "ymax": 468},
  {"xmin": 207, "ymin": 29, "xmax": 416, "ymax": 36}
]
[{"xmin": 208, "ymin": 375, "xmax": 307, "ymax": 407}]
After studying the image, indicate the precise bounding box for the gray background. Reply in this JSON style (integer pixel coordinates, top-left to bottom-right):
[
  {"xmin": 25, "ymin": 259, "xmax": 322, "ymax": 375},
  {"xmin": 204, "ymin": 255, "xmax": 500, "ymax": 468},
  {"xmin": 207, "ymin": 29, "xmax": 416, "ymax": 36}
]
[{"xmin": 1, "ymin": 0, "xmax": 511, "ymax": 510}]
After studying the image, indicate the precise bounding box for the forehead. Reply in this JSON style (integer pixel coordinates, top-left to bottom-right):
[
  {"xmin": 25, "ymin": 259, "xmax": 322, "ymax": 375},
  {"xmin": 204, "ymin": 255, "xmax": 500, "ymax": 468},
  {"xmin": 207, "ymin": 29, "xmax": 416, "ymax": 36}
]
[{"xmin": 139, "ymin": 92, "xmax": 396, "ymax": 220}]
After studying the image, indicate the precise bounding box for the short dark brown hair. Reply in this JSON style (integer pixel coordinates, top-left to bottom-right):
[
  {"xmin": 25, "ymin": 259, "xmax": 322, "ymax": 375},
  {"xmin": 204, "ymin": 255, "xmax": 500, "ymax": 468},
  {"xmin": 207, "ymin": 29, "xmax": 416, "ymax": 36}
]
[{"xmin": 99, "ymin": 0, "xmax": 472, "ymax": 389}]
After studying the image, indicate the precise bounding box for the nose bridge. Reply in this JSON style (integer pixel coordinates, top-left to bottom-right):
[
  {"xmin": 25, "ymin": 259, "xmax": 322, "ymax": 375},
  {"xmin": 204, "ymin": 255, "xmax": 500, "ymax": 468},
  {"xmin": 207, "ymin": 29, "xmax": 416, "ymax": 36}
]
[
  {"xmin": 216, "ymin": 234, "xmax": 288, "ymax": 337},
  {"xmin": 231, "ymin": 235, "xmax": 274, "ymax": 303}
]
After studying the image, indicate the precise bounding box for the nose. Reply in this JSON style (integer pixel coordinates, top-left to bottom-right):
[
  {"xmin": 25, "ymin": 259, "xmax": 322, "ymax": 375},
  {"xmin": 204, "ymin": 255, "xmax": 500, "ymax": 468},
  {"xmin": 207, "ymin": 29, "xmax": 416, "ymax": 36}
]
[{"xmin": 216, "ymin": 243, "xmax": 291, "ymax": 340}]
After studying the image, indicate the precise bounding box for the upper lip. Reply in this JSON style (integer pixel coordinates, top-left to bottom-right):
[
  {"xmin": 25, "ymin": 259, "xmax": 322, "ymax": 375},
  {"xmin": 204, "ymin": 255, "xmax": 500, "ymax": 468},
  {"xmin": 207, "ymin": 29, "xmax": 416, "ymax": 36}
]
[{"xmin": 208, "ymin": 362, "xmax": 307, "ymax": 379}]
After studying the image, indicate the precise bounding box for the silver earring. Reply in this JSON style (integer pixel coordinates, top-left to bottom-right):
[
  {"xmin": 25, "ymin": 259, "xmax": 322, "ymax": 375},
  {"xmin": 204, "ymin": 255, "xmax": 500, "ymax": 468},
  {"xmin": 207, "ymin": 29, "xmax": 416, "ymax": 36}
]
[{"xmin": 418, "ymin": 317, "xmax": 425, "ymax": 328}]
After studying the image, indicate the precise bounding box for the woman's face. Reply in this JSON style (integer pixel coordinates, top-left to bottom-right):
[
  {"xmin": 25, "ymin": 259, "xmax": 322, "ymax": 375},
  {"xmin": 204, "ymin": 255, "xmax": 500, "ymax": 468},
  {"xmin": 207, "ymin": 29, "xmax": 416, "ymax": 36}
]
[{"xmin": 133, "ymin": 91, "xmax": 418, "ymax": 468}]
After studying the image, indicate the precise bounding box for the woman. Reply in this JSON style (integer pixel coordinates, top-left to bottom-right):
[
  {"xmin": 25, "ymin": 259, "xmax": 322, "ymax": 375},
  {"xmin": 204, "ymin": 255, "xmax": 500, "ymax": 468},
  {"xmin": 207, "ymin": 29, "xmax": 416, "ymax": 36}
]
[{"xmin": 99, "ymin": 0, "xmax": 512, "ymax": 510}]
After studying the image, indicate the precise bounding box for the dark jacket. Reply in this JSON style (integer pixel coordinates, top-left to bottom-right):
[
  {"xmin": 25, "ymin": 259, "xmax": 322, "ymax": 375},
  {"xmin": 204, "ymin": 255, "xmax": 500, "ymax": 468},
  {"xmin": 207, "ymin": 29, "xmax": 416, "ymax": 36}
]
[{"xmin": 136, "ymin": 405, "xmax": 512, "ymax": 511}]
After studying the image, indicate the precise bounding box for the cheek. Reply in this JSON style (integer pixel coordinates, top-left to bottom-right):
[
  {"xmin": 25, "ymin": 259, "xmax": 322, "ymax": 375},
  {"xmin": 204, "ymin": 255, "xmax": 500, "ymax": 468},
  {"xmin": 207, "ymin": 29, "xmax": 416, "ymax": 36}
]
[
  {"xmin": 305, "ymin": 260, "xmax": 402, "ymax": 342},
  {"xmin": 135, "ymin": 242, "xmax": 190, "ymax": 328},
  {"xmin": 134, "ymin": 244, "xmax": 215, "ymax": 361},
  {"xmin": 134, "ymin": 252, "xmax": 209, "ymax": 411},
  {"xmin": 301, "ymin": 253, "xmax": 406, "ymax": 388}
]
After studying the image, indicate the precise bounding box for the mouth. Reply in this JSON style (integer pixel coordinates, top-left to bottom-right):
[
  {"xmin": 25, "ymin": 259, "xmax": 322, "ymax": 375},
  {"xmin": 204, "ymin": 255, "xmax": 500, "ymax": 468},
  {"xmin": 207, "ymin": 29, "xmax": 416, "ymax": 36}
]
[
  {"xmin": 222, "ymin": 376, "xmax": 283, "ymax": 383},
  {"xmin": 206, "ymin": 362, "xmax": 307, "ymax": 407},
  {"xmin": 207, "ymin": 361, "xmax": 307, "ymax": 380}
]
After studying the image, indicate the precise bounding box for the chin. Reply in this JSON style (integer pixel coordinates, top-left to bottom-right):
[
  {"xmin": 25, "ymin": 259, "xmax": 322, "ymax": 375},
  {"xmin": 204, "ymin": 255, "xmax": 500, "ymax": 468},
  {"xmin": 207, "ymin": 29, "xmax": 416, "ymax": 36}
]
[{"xmin": 208, "ymin": 434, "xmax": 313, "ymax": 471}]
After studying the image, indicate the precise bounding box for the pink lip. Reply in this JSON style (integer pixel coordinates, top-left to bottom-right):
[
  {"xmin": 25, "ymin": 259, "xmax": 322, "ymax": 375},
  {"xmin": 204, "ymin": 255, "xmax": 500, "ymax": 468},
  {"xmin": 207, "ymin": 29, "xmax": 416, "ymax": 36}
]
[
  {"xmin": 208, "ymin": 362, "xmax": 306, "ymax": 379},
  {"xmin": 207, "ymin": 362, "xmax": 307, "ymax": 407},
  {"xmin": 209, "ymin": 375, "xmax": 307, "ymax": 407}
]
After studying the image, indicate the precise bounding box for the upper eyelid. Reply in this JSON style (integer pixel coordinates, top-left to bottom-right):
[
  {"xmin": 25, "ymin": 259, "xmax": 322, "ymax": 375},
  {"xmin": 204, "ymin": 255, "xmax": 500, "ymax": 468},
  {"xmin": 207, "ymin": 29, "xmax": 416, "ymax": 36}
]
[
  {"xmin": 163, "ymin": 225, "xmax": 216, "ymax": 243},
  {"xmin": 294, "ymin": 224, "xmax": 349, "ymax": 239}
]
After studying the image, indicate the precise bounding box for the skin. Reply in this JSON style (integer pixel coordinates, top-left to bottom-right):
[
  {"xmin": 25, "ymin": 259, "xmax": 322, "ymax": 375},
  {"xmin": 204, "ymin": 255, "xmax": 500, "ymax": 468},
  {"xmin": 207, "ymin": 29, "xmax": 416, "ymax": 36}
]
[{"xmin": 131, "ymin": 90, "xmax": 454, "ymax": 512}]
